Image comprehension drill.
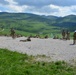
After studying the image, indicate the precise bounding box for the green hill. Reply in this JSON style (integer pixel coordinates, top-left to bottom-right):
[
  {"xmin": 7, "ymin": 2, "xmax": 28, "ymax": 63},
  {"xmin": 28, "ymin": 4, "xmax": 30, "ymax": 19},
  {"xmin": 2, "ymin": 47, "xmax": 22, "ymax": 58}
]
[
  {"xmin": 0, "ymin": 12, "xmax": 60, "ymax": 36},
  {"xmin": 53, "ymin": 15, "xmax": 76, "ymax": 31},
  {"xmin": 0, "ymin": 12, "xmax": 76, "ymax": 36}
]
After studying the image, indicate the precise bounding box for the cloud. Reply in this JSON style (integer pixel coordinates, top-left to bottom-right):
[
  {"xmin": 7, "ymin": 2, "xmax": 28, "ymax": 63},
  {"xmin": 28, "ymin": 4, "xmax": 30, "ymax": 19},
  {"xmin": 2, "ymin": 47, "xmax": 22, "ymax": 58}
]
[
  {"xmin": 14, "ymin": 0, "xmax": 52, "ymax": 7},
  {"xmin": 0, "ymin": 10, "xmax": 2, "ymax": 12},
  {"xmin": 30, "ymin": 5, "xmax": 76, "ymax": 17},
  {"xmin": 70, "ymin": 5, "xmax": 76, "ymax": 13},
  {"xmin": 0, "ymin": 0, "xmax": 28, "ymax": 12},
  {"xmin": 14, "ymin": 0, "xmax": 76, "ymax": 7},
  {"xmin": 47, "ymin": 5, "xmax": 76, "ymax": 16},
  {"xmin": 0, "ymin": 0, "xmax": 8, "ymax": 5},
  {"xmin": 0, "ymin": 0, "xmax": 76, "ymax": 7},
  {"xmin": 5, "ymin": 0, "xmax": 18, "ymax": 5},
  {"xmin": 0, "ymin": 0, "xmax": 76, "ymax": 16}
]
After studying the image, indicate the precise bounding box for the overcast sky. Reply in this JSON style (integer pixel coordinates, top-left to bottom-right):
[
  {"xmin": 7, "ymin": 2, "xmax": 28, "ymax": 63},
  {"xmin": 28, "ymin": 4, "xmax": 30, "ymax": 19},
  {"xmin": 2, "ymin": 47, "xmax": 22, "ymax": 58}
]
[{"xmin": 0, "ymin": 0, "xmax": 76, "ymax": 16}]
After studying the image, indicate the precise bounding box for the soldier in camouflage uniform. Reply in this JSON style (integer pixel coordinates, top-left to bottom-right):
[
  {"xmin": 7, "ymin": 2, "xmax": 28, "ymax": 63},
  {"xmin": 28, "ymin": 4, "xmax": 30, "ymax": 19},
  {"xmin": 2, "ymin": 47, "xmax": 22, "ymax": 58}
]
[
  {"xmin": 73, "ymin": 30, "xmax": 76, "ymax": 44},
  {"xmin": 10, "ymin": 28, "xmax": 15, "ymax": 39}
]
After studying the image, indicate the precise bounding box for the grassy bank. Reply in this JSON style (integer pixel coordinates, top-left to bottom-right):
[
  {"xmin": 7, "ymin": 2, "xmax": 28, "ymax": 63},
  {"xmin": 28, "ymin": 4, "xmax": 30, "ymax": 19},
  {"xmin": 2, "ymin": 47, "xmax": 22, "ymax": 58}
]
[
  {"xmin": 0, "ymin": 28, "xmax": 74, "ymax": 39},
  {"xmin": 0, "ymin": 48, "xmax": 76, "ymax": 75}
]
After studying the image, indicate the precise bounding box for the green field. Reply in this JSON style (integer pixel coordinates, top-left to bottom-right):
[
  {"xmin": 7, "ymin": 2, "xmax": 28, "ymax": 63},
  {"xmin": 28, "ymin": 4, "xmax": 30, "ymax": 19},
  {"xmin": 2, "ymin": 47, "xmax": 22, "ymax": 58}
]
[
  {"xmin": 0, "ymin": 48, "xmax": 76, "ymax": 75},
  {"xmin": 0, "ymin": 12, "xmax": 75, "ymax": 39}
]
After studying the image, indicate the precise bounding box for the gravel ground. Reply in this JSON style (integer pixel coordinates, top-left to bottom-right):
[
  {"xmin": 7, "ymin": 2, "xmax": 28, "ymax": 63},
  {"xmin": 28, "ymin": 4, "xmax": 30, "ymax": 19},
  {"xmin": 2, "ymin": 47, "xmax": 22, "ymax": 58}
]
[{"xmin": 0, "ymin": 36, "xmax": 76, "ymax": 63}]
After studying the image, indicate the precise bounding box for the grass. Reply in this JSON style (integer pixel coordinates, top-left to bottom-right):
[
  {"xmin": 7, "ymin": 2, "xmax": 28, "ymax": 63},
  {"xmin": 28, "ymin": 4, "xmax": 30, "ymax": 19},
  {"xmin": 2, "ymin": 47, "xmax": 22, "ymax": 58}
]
[
  {"xmin": 0, "ymin": 28, "xmax": 74, "ymax": 39},
  {"xmin": 0, "ymin": 48, "xmax": 76, "ymax": 75}
]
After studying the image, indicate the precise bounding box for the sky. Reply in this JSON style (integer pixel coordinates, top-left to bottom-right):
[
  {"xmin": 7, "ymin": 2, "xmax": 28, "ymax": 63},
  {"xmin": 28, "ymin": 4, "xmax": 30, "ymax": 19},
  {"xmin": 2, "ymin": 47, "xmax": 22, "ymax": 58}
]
[{"xmin": 0, "ymin": 0, "xmax": 76, "ymax": 17}]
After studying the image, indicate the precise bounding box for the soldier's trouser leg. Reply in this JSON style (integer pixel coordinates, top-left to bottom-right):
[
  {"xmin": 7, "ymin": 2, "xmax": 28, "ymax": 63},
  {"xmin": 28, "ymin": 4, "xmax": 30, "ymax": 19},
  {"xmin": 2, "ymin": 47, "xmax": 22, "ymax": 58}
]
[
  {"xmin": 73, "ymin": 39, "xmax": 76, "ymax": 44},
  {"xmin": 62, "ymin": 36, "xmax": 64, "ymax": 39},
  {"xmin": 75, "ymin": 40, "xmax": 76, "ymax": 44},
  {"xmin": 67, "ymin": 36, "xmax": 70, "ymax": 40},
  {"xmin": 63, "ymin": 35, "xmax": 65, "ymax": 39},
  {"xmin": 12, "ymin": 34, "xmax": 15, "ymax": 39}
]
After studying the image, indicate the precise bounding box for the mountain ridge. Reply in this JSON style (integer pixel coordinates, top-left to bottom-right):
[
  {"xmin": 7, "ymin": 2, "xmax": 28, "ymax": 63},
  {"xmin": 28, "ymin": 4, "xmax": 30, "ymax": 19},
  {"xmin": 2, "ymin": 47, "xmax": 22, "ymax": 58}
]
[{"xmin": 0, "ymin": 12, "xmax": 76, "ymax": 35}]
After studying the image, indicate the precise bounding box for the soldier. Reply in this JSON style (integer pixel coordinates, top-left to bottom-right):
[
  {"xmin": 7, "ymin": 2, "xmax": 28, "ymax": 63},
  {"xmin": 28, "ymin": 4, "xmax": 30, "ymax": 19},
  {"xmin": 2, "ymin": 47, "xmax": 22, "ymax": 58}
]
[
  {"xmin": 10, "ymin": 28, "xmax": 15, "ymax": 39},
  {"xmin": 62, "ymin": 29, "xmax": 66, "ymax": 40},
  {"xmin": 73, "ymin": 30, "xmax": 76, "ymax": 45},
  {"xmin": 26, "ymin": 36, "xmax": 31, "ymax": 41},
  {"xmin": 20, "ymin": 36, "xmax": 31, "ymax": 42},
  {"xmin": 66, "ymin": 30, "xmax": 70, "ymax": 40},
  {"xmin": 44, "ymin": 35, "xmax": 48, "ymax": 39}
]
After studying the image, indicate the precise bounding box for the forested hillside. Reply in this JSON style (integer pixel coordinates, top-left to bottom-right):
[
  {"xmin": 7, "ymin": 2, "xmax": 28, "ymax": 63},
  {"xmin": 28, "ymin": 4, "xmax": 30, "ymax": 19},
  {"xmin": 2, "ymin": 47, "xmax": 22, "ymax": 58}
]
[{"xmin": 0, "ymin": 12, "xmax": 76, "ymax": 36}]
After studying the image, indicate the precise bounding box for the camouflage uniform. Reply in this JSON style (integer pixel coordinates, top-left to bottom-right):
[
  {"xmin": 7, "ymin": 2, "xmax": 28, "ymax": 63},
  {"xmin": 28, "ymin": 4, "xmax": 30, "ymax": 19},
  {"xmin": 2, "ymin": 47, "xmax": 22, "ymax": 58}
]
[
  {"xmin": 10, "ymin": 28, "xmax": 15, "ymax": 39},
  {"xmin": 73, "ymin": 31, "xmax": 76, "ymax": 44},
  {"xmin": 66, "ymin": 30, "xmax": 70, "ymax": 40},
  {"xmin": 62, "ymin": 30, "xmax": 66, "ymax": 39}
]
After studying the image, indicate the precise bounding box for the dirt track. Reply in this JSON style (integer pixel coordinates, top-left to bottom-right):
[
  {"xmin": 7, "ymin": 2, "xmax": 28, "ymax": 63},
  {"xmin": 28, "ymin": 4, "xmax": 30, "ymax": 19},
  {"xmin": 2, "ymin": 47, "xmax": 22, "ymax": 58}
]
[{"xmin": 0, "ymin": 36, "xmax": 76, "ymax": 63}]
